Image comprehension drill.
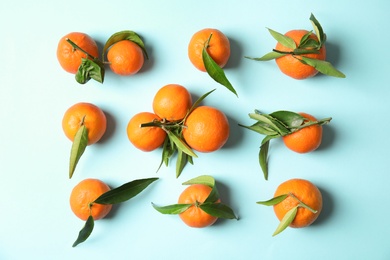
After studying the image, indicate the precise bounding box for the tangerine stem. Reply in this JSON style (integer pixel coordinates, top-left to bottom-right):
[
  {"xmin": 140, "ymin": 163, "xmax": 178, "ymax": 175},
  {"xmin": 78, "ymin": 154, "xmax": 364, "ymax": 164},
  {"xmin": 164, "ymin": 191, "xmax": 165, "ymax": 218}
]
[
  {"xmin": 80, "ymin": 115, "xmax": 86, "ymax": 127},
  {"xmin": 66, "ymin": 38, "xmax": 97, "ymax": 60},
  {"xmin": 291, "ymin": 117, "xmax": 332, "ymax": 132},
  {"xmin": 204, "ymin": 33, "xmax": 213, "ymax": 49},
  {"xmin": 272, "ymin": 48, "xmax": 320, "ymax": 56},
  {"xmin": 288, "ymin": 192, "xmax": 317, "ymax": 214}
]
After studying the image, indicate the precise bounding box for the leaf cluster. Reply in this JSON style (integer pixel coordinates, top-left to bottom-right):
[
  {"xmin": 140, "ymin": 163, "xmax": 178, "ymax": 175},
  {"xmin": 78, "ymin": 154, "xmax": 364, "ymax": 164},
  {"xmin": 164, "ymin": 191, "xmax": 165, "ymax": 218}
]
[
  {"xmin": 239, "ymin": 110, "xmax": 332, "ymax": 180},
  {"xmin": 67, "ymin": 30, "xmax": 148, "ymax": 84},
  {"xmin": 245, "ymin": 13, "xmax": 345, "ymax": 78},
  {"xmin": 141, "ymin": 89, "xmax": 216, "ymax": 178},
  {"xmin": 202, "ymin": 33, "xmax": 238, "ymax": 96},
  {"xmin": 152, "ymin": 175, "xmax": 237, "ymax": 220},
  {"xmin": 73, "ymin": 177, "xmax": 158, "ymax": 247},
  {"xmin": 257, "ymin": 192, "xmax": 318, "ymax": 236}
]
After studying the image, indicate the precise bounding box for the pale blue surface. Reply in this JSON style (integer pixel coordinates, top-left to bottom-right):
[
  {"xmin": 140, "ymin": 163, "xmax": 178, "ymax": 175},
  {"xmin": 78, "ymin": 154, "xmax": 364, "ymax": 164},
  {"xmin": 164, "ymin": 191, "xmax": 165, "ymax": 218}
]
[{"xmin": 1, "ymin": 0, "xmax": 389, "ymax": 259}]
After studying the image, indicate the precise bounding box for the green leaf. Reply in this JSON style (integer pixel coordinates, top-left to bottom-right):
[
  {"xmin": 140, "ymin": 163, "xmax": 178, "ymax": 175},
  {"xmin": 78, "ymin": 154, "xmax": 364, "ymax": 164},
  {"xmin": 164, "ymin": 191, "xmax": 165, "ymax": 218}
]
[
  {"xmin": 72, "ymin": 215, "xmax": 94, "ymax": 247},
  {"xmin": 75, "ymin": 58, "xmax": 105, "ymax": 84},
  {"xmin": 268, "ymin": 28, "xmax": 296, "ymax": 49},
  {"xmin": 238, "ymin": 121, "xmax": 279, "ymax": 136},
  {"xmin": 273, "ymin": 206, "xmax": 298, "ymax": 236},
  {"xmin": 183, "ymin": 175, "xmax": 220, "ymax": 203},
  {"xmin": 176, "ymin": 149, "xmax": 189, "ymax": 178},
  {"xmin": 103, "ymin": 30, "xmax": 148, "ymax": 60},
  {"xmin": 259, "ymin": 139, "xmax": 270, "ymax": 180},
  {"xmin": 256, "ymin": 194, "xmax": 288, "ymax": 206},
  {"xmin": 310, "ymin": 13, "xmax": 325, "ymax": 45},
  {"xmin": 157, "ymin": 137, "xmax": 174, "ymax": 171},
  {"xmin": 204, "ymin": 185, "xmax": 220, "ymax": 204},
  {"xmin": 269, "ymin": 111, "xmax": 304, "ymax": 128},
  {"xmin": 94, "ymin": 178, "xmax": 158, "ymax": 205},
  {"xmin": 299, "ymin": 56, "xmax": 346, "ymax": 78},
  {"xmin": 200, "ymin": 202, "xmax": 238, "ymax": 219},
  {"xmin": 182, "ymin": 175, "xmax": 215, "ymax": 188},
  {"xmin": 298, "ymin": 38, "xmax": 320, "ymax": 50},
  {"xmin": 187, "ymin": 89, "xmax": 216, "ymax": 115},
  {"xmin": 151, "ymin": 202, "xmax": 192, "ymax": 215},
  {"xmin": 202, "ymin": 46, "xmax": 238, "ymax": 97},
  {"xmin": 245, "ymin": 51, "xmax": 286, "ymax": 61},
  {"xmin": 299, "ymin": 30, "xmax": 313, "ymax": 47},
  {"xmin": 167, "ymin": 131, "xmax": 197, "ymax": 158},
  {"xmin": 69, "ymin": 124, "xmax": 88, "ymax": 179},
  {"xmin": 248, "ymin": 113, "xmax": 280, "ymax": 133}
]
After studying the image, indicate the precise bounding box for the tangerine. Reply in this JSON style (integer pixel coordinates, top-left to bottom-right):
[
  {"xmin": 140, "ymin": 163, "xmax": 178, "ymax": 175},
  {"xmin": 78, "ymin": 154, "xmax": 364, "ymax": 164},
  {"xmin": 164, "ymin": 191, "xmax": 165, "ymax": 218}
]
[
  {"xmin": 70, "ymin": 178, "xmax": 112, "ymax": 221},
  {"xmin": 282, "ymin": 112, "xmax": 322, "ymax": 153},
  {"xmin": 57, "ymin": 32, "xmax": 99, "ymax": 74},
  {"xmin": 182, "ymin": 106, "xmax": 229, "ymax": 153},
  {"xmin": 188, "ymin": 28, "xmax": 230, "ymax": 72},
  {"xmin": 178, "ymin": 184, "xmax": 220, "ymax": 228},
  {"xmin": 107, "ymin": 40, "xmax": 144, "ymax": 76},
  {"xmin": 152, "ymin": 84, "xmax": 192, "ymax": 121},
  {"xmin": 273, "ymin": 178, "xmax": 322, "ymax": 228},
  {"xmin": 275, "ymin": 30, "xmax": 326, "ymax": 79},
  {"xmin": 62, "ymin": 102, "xmax": 107, "ymax": 145},
  {"xmin": 127, "ymin": 112, "xmax": 166, "ymax": 152}
]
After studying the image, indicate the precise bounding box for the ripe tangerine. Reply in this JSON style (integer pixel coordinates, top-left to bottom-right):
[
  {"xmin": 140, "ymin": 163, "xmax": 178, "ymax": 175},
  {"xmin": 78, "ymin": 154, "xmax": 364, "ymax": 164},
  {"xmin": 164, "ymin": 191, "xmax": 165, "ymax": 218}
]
[
  {"xmin": 57, "ymin": 32, "xmax": 99, "ymax": 74},
  {"xmin": 188, "ymin": 28, "xmax": 230, "ymax": 72},
  {"xmin": 275, "ymin": 30, "xmax": 326, "ymax": 79},
  {"xmin": 273, "ymin": 178, "xmax": 322, "ymax": 228},
  {"xmin": 70, "ymin": 178, "xmax": 112, "ymax": 221},
  {"xmin": 282, "ymin": 112, "xmax": 322, "ymax": 153},
  {"xmin": 62, "ymin": 102, "xmax": 107, "ymax": 145},
  {"xmin": 178, "ymin": 184, "xmax": 220, "ymax": 228},
  {"xmin": 107, "ymin": 40, "xmax": 144, "ymax": 76},
  {"xmin": 182, "ymin": 106, "xmax": 229, "ymax": 153}
]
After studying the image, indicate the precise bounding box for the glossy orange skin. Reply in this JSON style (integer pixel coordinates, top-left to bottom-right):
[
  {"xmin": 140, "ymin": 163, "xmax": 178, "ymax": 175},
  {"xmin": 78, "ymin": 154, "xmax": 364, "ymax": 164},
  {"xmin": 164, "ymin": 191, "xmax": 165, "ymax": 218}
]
[
  {"xmin": 188, "ymin": 28, "xmax": 230, "ymax": 72},
  {"xmin": 127, "ymin": 112, "xmax": 167, "ymax": 152},
  {"xmin": 273, "ymin": 178, "xmax": 322, "ymax": 228},
  {"xmin": 178, "ymin": 184, "xmax": 220, "ymax": 228},
  {"xmin": 182, "ymin": 106, "xmax": 229, "ymax": 153},
  {"xmin": 62, "ymin": 102, "xmax": 107, "ymax": 146},
  {"xmin": 107, "ymin": 40, "xmax": 144, "ymax": 76},
  {"xmin": 152, "ymin": 84, "xmax": 192, "ymax": 121},
  {"xmin": 282, "ymin": 113, "xmax": 322, "ymax": 153},
  {"xmin": 70, "ymin": 178, "xmax": 112, "ymax": 221},
  {"xmin": 57, "ymin": 32, "xmax": 99, "ymax": 74},
  {"xmin": 275, "ymin": 30, "xmax": 326, "ymax": 79}
]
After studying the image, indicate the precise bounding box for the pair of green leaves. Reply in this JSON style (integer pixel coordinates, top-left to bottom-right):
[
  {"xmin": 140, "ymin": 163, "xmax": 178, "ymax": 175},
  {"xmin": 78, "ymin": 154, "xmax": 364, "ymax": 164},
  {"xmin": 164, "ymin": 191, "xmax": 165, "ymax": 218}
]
[
  {"xmin": 141, "ymin": 89, "xmax": 216, "ymax": 178},
  {"xmin": 202, "ymin": 34, "xmax": 238, "ymax": 97},
  {"xmin": 257, "ymin": 192, "xmax": 318, "ymax": 236},
  {"xmin": 152, "ymin": 175, "xmax": 237, "ymax": 221},
  {"xmin": 245, "ymin": 13, "xmax": 345, "ymax": 78},
  {"xmin": 68, "ymin": 30, "xmax": 148, "ymax": 84},
  {"xmin": 239, "ymin": 110, "xmax": 332, "ymax": 180},
  {"xmin": 73, "ymin": 177, "xmax": 158, "ymax": 247}
]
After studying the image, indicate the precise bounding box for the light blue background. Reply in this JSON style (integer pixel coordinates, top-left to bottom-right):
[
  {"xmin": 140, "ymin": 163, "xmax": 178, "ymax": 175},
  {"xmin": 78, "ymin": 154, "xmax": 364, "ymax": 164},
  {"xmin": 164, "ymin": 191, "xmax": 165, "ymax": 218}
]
[{"xmin": 1, "ymin": 0, "xmax": 389, "ymax": 259}]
